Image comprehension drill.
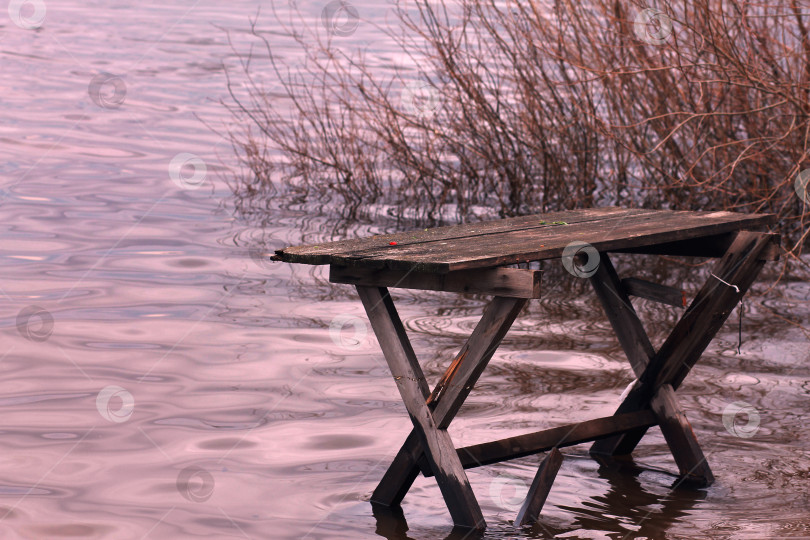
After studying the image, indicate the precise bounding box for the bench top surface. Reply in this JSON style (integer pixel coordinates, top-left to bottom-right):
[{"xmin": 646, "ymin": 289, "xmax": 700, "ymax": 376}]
[{"xmin": 274, "ymin": 207, "xmax": 774, "ymax": 274}]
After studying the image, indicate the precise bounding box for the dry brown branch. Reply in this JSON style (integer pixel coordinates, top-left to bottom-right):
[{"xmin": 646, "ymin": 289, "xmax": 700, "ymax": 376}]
[{"xmin": 221, "ymin": 0, "xmax": 810, "ymax": 272}]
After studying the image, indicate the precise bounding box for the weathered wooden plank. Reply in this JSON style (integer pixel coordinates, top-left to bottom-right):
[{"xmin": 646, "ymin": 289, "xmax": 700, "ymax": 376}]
[
  {"xmin": 515, "ymin": 448, "xmax": 563, "ymax": 526},
  {"xmin": 344, "ymin": 212, "xmax": 771, "ymax": 265},
  {"xmin": 591, "ymin": 231, "xmax": 775, "ymax": 456},
  {"xmin": 330, "ymin": 265, "xmax": 541, "ymax": 298},
  {"xmin": 614, "ymin": 232, "xmax": 781, "ymax": 261},
  {"xmin": 329, "ymin": 212, "xmax": 776, "ymax": 274},
  {"xmin": 621, "ymin": 277, "xmax": 686, "ymax": 308},
  {"xmin": 275, "ymin": 210, "xmax": 775, "ymax": 273},
  {"xmin": 589, "ymin": 254, "xmax": 655, "ymax": 377},
  {"xmin": 356, "ymin": 285, "xmax": 485, "ymax": 529},
  {"xmin": 418, "ymin": 410, "xmax": 658, "ymax": 475},
  {"xmin": 650, "ymin": 384, "xmax": 714, "ymax": 486},
  {"xmin": 275, "ymin": 207, "xmax": 648, "ymax": 265},
  {"xmin": 371, "ymin": 296, "xmax": 527, "ymax": 507}
]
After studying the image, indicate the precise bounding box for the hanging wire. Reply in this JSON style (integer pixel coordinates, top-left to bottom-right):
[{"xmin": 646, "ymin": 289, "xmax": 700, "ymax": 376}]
[
  {"xmin": 710, "ymin": 272, "xmax": 744, "ymax": 354},
  {"xmin": 738, "ymin": 296, "xmax": 745, "ymax": 354}
]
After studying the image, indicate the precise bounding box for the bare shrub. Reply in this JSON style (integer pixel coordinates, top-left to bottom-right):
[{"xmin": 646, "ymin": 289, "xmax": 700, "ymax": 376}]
[{"xmin": 222, "ymin": 0, "xmax": 810, "ymax": 269}]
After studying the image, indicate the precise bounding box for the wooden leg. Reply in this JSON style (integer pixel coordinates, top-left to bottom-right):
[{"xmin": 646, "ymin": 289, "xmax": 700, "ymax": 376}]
[
  {"xmin": 587, "ymin": 253, "xmax": 655, "ymax": 456},
  {"xmin": 587, "ymin": 252, "xmax": 655, "ymax": 377},
  {"xmin": 515, "ymin": 448, "xmax": 563, "ymax": 526},
  {"xmin": 651, "ymin": 384, "xmax": 714, "ymax": 486},
  {"xmin": 371, "ymin": 296, "xmax": 526, "ymax": 508},
  {"xmin": 371, "ymin": 431, "xmax": 423, "ymax": 508},
  {"xmin": 592, "ymin": 231, "xmax": 774, "ymax": 457},
  {"xmin": 356, "ymin": 286, "xmax": 486, "ymax": 530}
]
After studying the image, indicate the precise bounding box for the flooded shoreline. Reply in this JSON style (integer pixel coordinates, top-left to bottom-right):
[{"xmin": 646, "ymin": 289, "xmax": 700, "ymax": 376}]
[{"xmin": 1, "ymin": 1, "xmax": 808, "ymax": 538}]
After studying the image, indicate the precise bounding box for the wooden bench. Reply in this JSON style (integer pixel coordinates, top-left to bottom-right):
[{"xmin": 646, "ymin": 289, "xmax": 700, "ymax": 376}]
[{"xmin": 273, "ymin": 207, "xmax": 779, "ymax": 530}]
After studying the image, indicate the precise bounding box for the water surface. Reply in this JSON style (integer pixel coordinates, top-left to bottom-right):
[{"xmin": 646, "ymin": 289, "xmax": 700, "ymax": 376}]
[{"xmin": 1, "ymin": 1, "xmax": 809, "ymax": 539}]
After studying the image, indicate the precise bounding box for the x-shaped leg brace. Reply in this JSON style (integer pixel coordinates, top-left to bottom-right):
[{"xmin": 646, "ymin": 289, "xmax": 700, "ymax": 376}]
[
  {"xmin": 356, "ymin": 285, "xmax": 526, "ymax": 530},
  {"xmin": 588, "ymin": 231, "xmax": 776, "ymax": 485}
]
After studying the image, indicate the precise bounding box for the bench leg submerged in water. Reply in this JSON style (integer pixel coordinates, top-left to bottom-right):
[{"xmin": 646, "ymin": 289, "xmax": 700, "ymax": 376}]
[
  {"xmin": 586, "ymin": 250, "xmax": 713, "ymax": 485},
  {"xmin": 357, "ymin": 285, "xmax": 526, "ymax": 530},
  {"xmin": 515, "ymin": 447, "xmax": 564, "ymax": 526},
  {"xmin": 589, "ymin": 231, "xmax": 774, "ymax": 488}
]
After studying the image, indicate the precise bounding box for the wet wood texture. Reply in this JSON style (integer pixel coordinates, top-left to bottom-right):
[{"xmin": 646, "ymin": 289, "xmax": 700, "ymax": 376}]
[
  {"xmin": 591, "ymin": 231, "xmax": 776, "ymax": 456},
  {"xmin": 370, "ymin": 296, "xmax": 527, "ymax": 508},
  {"xmin": 330, "ymin": 265, "xmax": 541, "ymax": 298},
  {"xmin": 356, "ymin": 285, "xmax": 485, "ymax": 529},
  {"xmin": 651, "ymin": 384, "xmax": 715, "ymax": 486},
  {"xmin": 621, "ymin": 277, "xmax": 686, "ymax": 308},
  {"xmin": 515, "ymin": 448, "xmax": 564, "ymax": 526},
  {"xmin": 417, "ymin": 410, "xmax": 659, "ymax": 474},
  {"xmin": 275, "ymin": 208, "xmax": 776, "ymax": 273}
]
